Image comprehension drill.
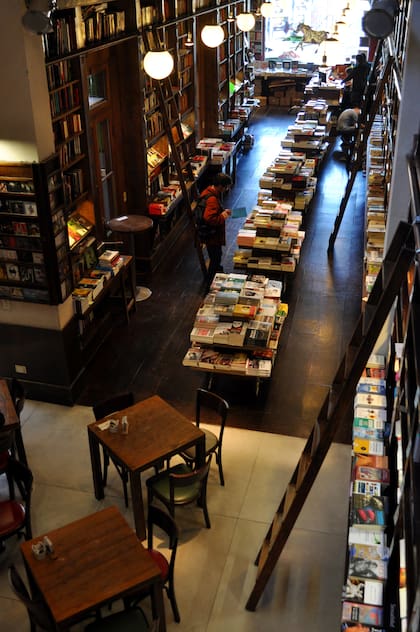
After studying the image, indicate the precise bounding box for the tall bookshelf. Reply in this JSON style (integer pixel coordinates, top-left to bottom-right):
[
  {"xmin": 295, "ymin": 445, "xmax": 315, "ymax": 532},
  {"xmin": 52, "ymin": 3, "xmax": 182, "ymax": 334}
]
[{"xmin": 0, "ymin": 156, "xmax": 71, "ymax": 305}]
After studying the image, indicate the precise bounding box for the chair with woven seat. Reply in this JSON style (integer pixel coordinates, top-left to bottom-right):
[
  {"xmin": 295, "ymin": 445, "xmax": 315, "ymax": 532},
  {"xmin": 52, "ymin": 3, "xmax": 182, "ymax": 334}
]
[
  {"xmin": 92, "ymin": 392, "xmax": 134, "ymax": 507},
  {"xmin": 0, "ymin": 458, "xmax": 33, "ymax": 547},
  {"xmin": 180, "ymin": 388, "xmax": 229, "ymax": 486},
  {"xmin": 128, "ymin": 504, "xmax": 180, "ymax": 623},
  {"xmin": 146, "ymin": 459, "xmax": 212, "ymax": 529}
]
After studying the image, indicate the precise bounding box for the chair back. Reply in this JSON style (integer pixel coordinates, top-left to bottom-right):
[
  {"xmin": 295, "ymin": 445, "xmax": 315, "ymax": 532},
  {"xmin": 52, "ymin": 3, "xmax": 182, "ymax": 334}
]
[
  {"xmin": 196, "ymin": 388, "xmax": 229, "ymax": 444},
  {"xmin": 1, "ymin": 458, "xmax": 34, "ymax": 540},
  {"xmin": 93, "ymin": 392, "xmax": 134, "ymax": 421},
  {"xmin": 9, "ymin": 378, "xmax": 25, "ymax": 418},
  {"xmin": 148, "ymin": 504, "xmax": 179, "ymax": 552},
  {"xmin": 169, "ymin": 459, "xmax": 211, "ymax": 505},
  {"xmin": 8, "ymin": 565, "xmax": 55, "ymax": 631}
]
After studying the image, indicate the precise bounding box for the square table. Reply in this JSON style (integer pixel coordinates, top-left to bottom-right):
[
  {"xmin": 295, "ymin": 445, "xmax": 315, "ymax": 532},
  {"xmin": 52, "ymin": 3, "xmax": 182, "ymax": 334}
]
[
  {"xmin": 88, "ymin": 395, "xmax": 205, "ymax": 540},
  {"xmin": 20, "ymin": 506, "xmax": 166, "ymax": 631}
]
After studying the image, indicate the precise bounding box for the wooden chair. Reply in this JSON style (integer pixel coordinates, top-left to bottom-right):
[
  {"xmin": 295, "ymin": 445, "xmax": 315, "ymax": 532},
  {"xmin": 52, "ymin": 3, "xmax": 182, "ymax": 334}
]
[
  {"xmin": 181, "ymin": 388, "xmax": 229, "ymax": 486},
  {"xmin": 146, "ymin": 459, "xmax": 212, "ymax": 529},
  {"xmin": 0, "ymin": 458, "xmax": 33, "ymax": 547},
  {"xmin": 92, "ymin": 392, "xmax": 134, "ymax": 507},
  {"xmin": 8, "ymin": 564, "xmax": 56, "ymax": 631},
  {"xmin": 0, "ymin": 431, "xmax": 15, "ymax": 499},
  {"xmin": 128, "ymin": 505, "xmax": 180, "ymax": 623},
  {"xmin": 8, "ymin": 377, "xmax": 28, "ymax": 466}
]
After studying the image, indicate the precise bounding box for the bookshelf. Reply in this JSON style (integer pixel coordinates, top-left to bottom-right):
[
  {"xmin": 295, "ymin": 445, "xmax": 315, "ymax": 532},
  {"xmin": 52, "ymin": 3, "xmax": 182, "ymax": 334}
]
[{"xmin": 0, "ymin": 156, "xmax": 72, "ymax": 305}]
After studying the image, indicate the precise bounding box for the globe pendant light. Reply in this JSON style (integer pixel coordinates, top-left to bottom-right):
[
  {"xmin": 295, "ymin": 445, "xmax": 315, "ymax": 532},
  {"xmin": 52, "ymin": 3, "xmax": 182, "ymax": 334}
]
[
  {"xmin": 144, "ymin": 50, "xmax": 174, "ymax": 80},
  {"xmin": 201, "ymin": 24, "xmax": 224, "ymax": 48},
  {"xmin": 260, "ymin": 2, "xmax": 274, "ymax": 18},
  {"xmin": 236, "ymin": 12, "xmax": 256, "ymax": 32}
]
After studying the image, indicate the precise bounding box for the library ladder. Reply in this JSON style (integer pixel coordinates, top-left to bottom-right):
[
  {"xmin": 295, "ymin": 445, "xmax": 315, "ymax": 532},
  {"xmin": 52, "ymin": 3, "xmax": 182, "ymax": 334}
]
[
  {"xmin": 327, "ymin": 44, "xmax": 393, "ymax": 253},
  {"xmin": 246, "ymin": 219, "xmax": 416, "ymax": 611},
  {"xmin": 143, "ymin": 28, "xmax": 207, "ymax": 278}
]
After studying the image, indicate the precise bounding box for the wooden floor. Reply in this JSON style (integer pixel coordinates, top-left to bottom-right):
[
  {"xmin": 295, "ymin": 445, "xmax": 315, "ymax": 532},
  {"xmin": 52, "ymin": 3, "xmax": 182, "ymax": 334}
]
[{"xmin": 77, "ymin": 108, "xmax": 366, "ymax": 444}]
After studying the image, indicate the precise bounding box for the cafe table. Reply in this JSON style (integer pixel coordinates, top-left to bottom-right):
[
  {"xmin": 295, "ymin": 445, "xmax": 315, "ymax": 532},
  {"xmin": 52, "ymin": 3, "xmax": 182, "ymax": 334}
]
[
  {"xmin": 0, "ymin": 378, "xmax": 27, "ymax": 465},
  {"xmin": 88, "ymin": 395, "xmax": 205, "ymax": 540},
  {"xmin": 20, "ymin": 506, "xmax": 166, "ymax": 631}
]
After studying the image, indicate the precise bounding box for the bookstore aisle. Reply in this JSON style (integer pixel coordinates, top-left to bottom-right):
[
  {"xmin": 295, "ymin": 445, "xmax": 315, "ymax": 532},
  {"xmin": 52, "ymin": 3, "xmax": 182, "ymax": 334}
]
[
  {"xmin": 77, "ymin": 107, "xmax": 366, "ymax": 444},
  {"xmin": 1, "ymin": 108, "xmax": 366, "ymax": 631}
]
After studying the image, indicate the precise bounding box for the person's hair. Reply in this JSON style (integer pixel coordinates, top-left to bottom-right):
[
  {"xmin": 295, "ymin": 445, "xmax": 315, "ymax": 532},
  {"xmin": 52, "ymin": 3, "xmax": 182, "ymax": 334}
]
[
  {"xmin": 356, "ymin": 53, "xmax": 366, "ymax": 65},
  {"xmin": 213, "ymin": 173, "xmax": 232, "ymax": 188}
]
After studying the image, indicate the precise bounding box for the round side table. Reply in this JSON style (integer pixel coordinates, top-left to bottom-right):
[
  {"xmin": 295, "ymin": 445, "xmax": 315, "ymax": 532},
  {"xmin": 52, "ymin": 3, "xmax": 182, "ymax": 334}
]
[{"xmin": 108, "ymin": 214, "xmax": 153, "ymax": 302}]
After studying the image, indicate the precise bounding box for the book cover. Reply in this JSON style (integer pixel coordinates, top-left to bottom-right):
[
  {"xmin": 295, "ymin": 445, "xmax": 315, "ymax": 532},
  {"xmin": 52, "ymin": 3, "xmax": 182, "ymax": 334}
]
[
  {"xmin": 353, "ymin": 466, "xmax": 390, "ymax": 484},
  {"xmin": 354, "ymin": 407, "xmax": 387, "ymax": 422},
  {"xmin": 342, "ymin": 601, "xmax": 384, "ymax": 627},
  {"xmin": 352, "ymin": 426, "xmax": 385, "ymax": 441},
  {"xmin": 352, "ymin": 480, "xmax": 388, "ymax": 496},
  {"xmin": 350, "ymin": 493, "xmax": 388, "ymax": 530},
  {"xmin": 182, "ymin": 347, "xmax": 203, "ymax": 367},
  {"xmin": 353, "ymin": 437, "xmax": 385, "ymax": 456},
  {"xmin": 357, "ymin": 379, "xmax": 386, "ymax": 396},
  {"xmin": 353, "ymin": 454, "xmax": 389, "ymax": 470},
  {"xmin": 344, "ymin": 576, "xmax": 384, "ymax": 606},
  {"xmin": 354, "ymin": 393, "xmax": 387, "ymax": 410},
  {"xmin": 353, "ymin": 417, "xmax": 385, "ymax": 431},
  {"xmin": 348, "ymin": 527, "xmax": 386, "ymax": 547}
]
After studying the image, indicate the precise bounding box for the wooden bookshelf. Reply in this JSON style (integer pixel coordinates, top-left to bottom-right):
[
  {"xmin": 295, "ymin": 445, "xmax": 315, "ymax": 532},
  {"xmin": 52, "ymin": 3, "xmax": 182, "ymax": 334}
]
[{"xmin": 0, "ymin": 156, "xmax": 72, "ymax": 305}]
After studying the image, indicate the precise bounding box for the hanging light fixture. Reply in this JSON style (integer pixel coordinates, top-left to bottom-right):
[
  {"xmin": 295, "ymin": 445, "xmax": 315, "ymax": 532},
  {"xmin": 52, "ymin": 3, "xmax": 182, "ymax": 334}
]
[
  {"xmin": 22, "ymin": 0, "xmax": 56, "ymax": 34},
  {"xmin": 236, "ymin": 12, "xmax": 256, "ymax": 32},
  {"xmin": 201, "ymin": 24, "xmax": 224, "ymax": 48},
  {"xmin": 143, "ymin": 49, "xmax": 174, "ymax": 80},
  {"xmin": 185, "ymin": 32, "xmax": 194, "ymax": 48},
  {"xmin": 260, "ymin": 1, "xmax": 274, "ymax": 18}
]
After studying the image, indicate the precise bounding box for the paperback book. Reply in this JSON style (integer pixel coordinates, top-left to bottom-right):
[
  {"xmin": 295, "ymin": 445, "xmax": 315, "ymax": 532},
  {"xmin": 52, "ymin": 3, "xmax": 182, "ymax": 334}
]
[
  {"xmin": 341, "ymin": 601, "xmax": 384, "ymax": 627},
  {"xmin": 350, "ymin": 493, "xmax": 388, "ymax": 531},
  {"xmin": 343, "ymin": 576, "xmax": 384, "ymax": 606}
]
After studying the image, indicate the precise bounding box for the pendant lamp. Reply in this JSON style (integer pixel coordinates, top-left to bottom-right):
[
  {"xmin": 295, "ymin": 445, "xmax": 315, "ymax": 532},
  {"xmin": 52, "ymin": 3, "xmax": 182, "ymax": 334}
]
[
  {"xmin": 201, "ymin": 24, "xmax": 224, "ymax": 48},
  {"xmin": 236, "ymin": 12, "xmax": 256, "ymax": 32},
  {"xmin": 144, "ymin": 50, "xmax": 174, "ymax": 80},
  {"xmin": 260, "ymin": 2, "xmax": 274, "ymax": 18}
]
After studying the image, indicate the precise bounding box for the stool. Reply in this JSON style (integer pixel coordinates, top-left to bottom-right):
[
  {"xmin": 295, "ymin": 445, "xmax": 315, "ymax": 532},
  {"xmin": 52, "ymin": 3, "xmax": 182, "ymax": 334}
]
[{"xmin": 108, "ymin": 214, "xmax": 153, "ymax": 302}]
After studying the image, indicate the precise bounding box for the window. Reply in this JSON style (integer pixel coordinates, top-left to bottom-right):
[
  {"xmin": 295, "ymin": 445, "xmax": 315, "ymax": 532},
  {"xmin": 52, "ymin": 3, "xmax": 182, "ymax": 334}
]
[
  {"xmin": 88, "ymin": 69, "xmax": 107, "ymax": 109},
  {"xmin": 262, "ymin": 0, "xmax": 369, "ymax": 66}
]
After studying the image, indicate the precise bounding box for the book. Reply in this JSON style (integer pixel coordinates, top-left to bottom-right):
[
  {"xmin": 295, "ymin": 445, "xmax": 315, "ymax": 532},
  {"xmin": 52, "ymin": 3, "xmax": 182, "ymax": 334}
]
[
  {"xmin": 232, "ymin": 303, "xmax": 257, "ymax": 320},
  {"xmin": 347, "ymin": 528, "xmax": 387, "ymax": 547},
  {"xmin": 357, "ymin": 379, "xmax": 386, "ymax": 396},
  {"xmin": 343, "ymin": 576, "xmax": 384, "ymax": 606},
  {"xmin": 182, "ymin": 347, "xmax": 203, "ymax": 367},
  {"xmin": 352, "ymin": 426, "xmax": 385, "ymax": 441},
  {"xmin": 352, "ymin": 480, "xmax": 388, "ymax": 496},
  {"xmin": 354, "ymin": 407, "xmax": 387, "ymax": 422},
  {"xmin": 354, "ymin": 393, "xmax": 387, "ymax": 410},
  {"xmin": 353, "ymin": 455, "xmax": 389, "ymax": 470},
  {"xmin": 348, "ymin": 543, "xmax": 389, "ymax": 580},
  {"xmin": 190, "ymin": 327, "xmax": 214, "ymax": 344},
  {"xmin": 341, "ymin": 601, "xmax": 384, "ymax": 627},
  {"xmin": 352, "ymin": 437, "xmax": 385, "ymax": 457},
  {"xmin": 350, "ymin": 493, "xmax": 388, "ymax": 531},
  {"xmin": 353, "ymin": 466, "xmax": 390, "ymax": 484}
]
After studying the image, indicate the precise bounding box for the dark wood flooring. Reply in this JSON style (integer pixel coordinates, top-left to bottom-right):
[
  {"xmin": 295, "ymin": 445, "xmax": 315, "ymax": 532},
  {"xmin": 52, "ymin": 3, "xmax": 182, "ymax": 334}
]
[{"xmin": 77, "ymin": 108, "xmax": 366, "ymax": 444}]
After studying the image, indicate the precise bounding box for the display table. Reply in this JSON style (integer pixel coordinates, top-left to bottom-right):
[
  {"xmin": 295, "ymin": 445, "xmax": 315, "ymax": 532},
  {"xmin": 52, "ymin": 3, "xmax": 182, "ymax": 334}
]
[{"xmin": 108, "ymin": 214, "xmax": 153, "ymax": 301}]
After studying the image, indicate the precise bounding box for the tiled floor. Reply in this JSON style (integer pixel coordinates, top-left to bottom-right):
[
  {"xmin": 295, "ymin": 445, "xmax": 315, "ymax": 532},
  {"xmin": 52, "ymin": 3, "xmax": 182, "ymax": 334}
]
[{"xmin": 0, "ymin": 399, "xmax": 352, "ymax": 631}]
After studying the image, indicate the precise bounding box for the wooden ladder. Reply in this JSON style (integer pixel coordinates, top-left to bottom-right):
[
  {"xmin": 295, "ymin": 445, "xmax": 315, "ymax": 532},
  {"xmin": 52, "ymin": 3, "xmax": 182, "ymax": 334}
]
[
  {"xmin": 246, "ymin": 220, "xmax": 416, "ymax": 611},
  {"xmin": 143, "ymin": 28, "xmax": 207, "ymax": 278},
  {"xmin": 328, "ymin": 44, "xmax": 393, "ymax": 253}
]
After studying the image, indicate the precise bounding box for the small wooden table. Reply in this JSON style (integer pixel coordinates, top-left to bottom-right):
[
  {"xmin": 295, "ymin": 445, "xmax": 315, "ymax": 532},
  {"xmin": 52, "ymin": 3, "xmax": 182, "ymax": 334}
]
[
  {"xmin": 108, "ymin": 214, "xmax": 153, "ymax": 302},
  {"xmin": 88, "ymin": 395, "xmax": 205, "ymax": 540},
  {"xmin": 0, "ymin": 378, "xmax": 26, "ymax": 464},
  {"xmin": 20, "ymin": 506, "xmax": 166, "ymax": 631}
]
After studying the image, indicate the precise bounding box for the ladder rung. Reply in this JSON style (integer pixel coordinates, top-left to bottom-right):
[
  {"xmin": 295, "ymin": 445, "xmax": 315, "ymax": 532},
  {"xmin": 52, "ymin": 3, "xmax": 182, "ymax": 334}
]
[
  {"xmin": 283, "ymin": 483, "xmax": 296, "ymax": 515},
  {"xmin": 296, "ymin": 452, "xmax": 312, "ymax": 488},
  {"xmin": 269, "ymin": 511, "xmax": 283, "ymax": 546}
]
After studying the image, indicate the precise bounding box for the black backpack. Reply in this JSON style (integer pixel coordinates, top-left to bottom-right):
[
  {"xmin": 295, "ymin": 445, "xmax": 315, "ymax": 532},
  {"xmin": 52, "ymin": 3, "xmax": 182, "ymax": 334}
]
[{"xmin": 194, "ymin": 193, "xmax": 217, "ymax": 241}]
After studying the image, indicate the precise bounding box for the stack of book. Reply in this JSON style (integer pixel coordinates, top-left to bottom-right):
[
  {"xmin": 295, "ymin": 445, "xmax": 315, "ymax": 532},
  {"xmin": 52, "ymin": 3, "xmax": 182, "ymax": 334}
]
[
  {"xmin": 183, "ymin": 273, "xmax": 287, "ymax": 378},
  {"xmin": 341, "ymin": 353, "xmax": 389, "ymax": 631}
]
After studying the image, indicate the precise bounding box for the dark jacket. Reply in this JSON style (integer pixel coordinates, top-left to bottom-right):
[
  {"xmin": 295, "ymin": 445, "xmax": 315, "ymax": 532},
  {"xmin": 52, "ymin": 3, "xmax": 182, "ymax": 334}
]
[
  {"xmin": 345, "ymin": 61, "xmax": 370, "ymax": 104},
  {"xmin": 200, "ymin": 185, "xmax": 227, "ymax": 246}
]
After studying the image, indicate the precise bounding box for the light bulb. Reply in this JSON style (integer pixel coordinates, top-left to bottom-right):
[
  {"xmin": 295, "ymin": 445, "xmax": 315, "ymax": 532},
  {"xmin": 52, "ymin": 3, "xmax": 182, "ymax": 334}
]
[
  {"xmin": 260, "ymin": 2, "xmax": 274, "ymax": 18},
  {"xmin": 143, "ymin": 50, "xmax": 174, "ymax": 80},
  {"xmin": 236, "ymin": 13, "xmax": 256, "ymax": 32},
  {"xmin": 201, "ymin": 24, "xmax": 224, "ymax": 48}
]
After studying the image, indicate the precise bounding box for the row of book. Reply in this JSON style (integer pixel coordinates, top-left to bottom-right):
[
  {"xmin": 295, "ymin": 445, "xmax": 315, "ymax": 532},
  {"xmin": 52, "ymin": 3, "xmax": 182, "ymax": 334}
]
[
  {"xmin": 341, "ymin": 353, "xmax": 389, "ymax": 631},
  {"xmin": 71, "ymin": 249, "xmax": 124, "ymax": 315},
  {"xmin": 183, "ymin": 273, "xmax": 288, "ymax": 378}
]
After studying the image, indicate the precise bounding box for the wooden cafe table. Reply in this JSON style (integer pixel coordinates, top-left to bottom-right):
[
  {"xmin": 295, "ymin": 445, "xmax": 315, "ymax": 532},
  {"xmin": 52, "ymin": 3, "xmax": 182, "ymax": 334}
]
[
  {"xmin": 88, "ymin": 395, "xmax": 205, "ymax": 540},
  {"xmin": 20, "ymin": 506, "xmax": 166, "ymax": 631}
]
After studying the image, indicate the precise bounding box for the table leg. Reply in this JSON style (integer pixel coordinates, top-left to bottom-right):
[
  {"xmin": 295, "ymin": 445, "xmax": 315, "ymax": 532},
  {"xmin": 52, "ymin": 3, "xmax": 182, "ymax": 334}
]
[
  {"xmin": 88, "ymin": 431, "xmax": 104, "ymax": 500},
  {"xmin": 130, "ymin": 470, "xmax": 146, "ymax": 541}
]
